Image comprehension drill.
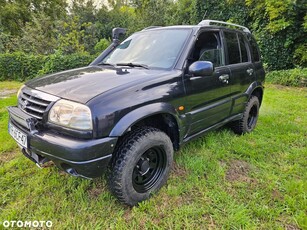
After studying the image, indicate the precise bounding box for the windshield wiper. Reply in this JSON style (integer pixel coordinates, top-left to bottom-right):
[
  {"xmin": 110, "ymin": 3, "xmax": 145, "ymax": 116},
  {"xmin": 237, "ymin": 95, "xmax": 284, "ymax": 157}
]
[{"xmin": 116, "ymin": 63, "xmax": 149, "ymax": 69}]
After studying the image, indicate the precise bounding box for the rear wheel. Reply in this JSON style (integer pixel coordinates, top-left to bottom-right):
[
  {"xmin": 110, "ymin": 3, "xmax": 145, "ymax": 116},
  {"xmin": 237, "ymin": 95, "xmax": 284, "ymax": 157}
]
[
  {"xmin": 231, "ymin": 96, "xmax": 260, "ymax": 134},
  {"xmin": 108, "ymin": 127, "xmax": 173, "ymax": 206}
]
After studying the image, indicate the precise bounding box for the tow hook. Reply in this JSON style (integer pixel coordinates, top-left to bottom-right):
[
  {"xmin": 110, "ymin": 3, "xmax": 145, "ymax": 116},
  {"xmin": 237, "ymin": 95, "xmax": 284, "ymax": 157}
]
[{"xmin": 26, "ymin": 118, "xmax": 38, "ymax": 135}]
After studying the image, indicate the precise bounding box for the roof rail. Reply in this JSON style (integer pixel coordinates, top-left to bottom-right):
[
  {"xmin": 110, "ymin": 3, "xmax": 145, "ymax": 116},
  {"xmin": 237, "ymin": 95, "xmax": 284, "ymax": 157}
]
[
  {"xmin": 142, "ymin": 26, "xmax": 162, "ymax": 31},
  {"xmin": 198, "ymin": 20, "xmax": 251, "ymax": 33}
]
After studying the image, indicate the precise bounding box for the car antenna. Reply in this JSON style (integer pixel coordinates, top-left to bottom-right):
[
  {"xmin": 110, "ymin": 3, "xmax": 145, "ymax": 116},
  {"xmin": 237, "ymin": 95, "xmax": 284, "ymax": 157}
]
[{"xmin": 202, "ymin": 11, "xmax": 208, "ymax": 20}]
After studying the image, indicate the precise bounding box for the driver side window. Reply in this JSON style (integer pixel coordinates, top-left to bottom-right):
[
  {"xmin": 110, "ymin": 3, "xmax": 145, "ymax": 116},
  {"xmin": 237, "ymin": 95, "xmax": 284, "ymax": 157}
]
[{"xmin": 192, "ymin": 31, "xmax": 223, "ymax": 67}]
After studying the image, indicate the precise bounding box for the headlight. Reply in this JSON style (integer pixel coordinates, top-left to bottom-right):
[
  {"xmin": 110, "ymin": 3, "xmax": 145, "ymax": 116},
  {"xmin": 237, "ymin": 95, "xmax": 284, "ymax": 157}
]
[
  {"xmin": 17, "ymin": 85, "xmax": 25, "ymax": 98},
  {"xmin": 48, "ymin": 99, "xmax": 93, "ymax": 130}
]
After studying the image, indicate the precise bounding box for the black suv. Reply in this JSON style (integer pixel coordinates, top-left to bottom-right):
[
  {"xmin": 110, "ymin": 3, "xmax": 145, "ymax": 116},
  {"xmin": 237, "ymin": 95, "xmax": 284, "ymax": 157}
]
[{"xmin": 8, "ymin": 20, "xmax": 265, "ymax": 206}]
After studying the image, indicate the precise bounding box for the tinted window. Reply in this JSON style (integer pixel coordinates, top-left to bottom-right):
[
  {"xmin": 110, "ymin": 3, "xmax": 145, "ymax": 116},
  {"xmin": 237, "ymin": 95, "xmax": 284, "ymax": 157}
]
[
  {"xmin": 238, "ymin": 34, "xmax": 248, "ymax": 62},
  {"xmin": 224, "ymin": 32, "xmax": 240, "ymax": 64},
  {"xmin": 248, "ymin": 36, "xmax": 260, "ymax": 62}
]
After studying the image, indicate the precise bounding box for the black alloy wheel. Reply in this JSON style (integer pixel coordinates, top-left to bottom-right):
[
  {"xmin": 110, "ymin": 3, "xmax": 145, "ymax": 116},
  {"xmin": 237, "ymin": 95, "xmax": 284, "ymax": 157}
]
[
  {"xmin": 132, "ymin": 146, "xmax": 167, "ymax": 193},
  {"xmin": 247, "ymin": 103, "xmax": 258, "ymax": 130},
  {"xmin": 108, "ymin": 127, "xmax": 173, "ymax": 206},
  {"xmin": 231, "ymin": 95, "xmax": 260, "ymax": 134}
]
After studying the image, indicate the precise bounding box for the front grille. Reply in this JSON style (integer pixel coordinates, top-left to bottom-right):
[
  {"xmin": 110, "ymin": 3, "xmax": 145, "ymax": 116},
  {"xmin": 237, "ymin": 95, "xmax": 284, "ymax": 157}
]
[{"xmin": 18, "ymin": 88, "xmax": 59, "ymax": 120}]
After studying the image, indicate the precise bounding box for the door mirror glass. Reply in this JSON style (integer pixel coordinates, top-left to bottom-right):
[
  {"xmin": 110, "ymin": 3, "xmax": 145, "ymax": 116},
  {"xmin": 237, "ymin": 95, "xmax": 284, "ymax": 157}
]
[{"xmin": 189, "ymin": 61, "xmax": 214, "ymax": 76}]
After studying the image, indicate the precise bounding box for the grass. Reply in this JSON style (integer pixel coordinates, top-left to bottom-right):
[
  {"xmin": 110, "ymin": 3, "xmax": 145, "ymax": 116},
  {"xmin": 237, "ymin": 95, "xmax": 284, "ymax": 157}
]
[
  {"xmin": 0, "ymin": 81, "xmax": 306, "ymax": 229},
  {"xmin": 0, "ymin": 81, "xmax": 22, "ymax": 90}
]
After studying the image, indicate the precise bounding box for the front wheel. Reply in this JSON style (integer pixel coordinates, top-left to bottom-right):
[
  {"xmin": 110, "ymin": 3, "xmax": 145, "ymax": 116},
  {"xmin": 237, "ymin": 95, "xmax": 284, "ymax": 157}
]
[
  {"xmin": 231, "ymin": 96, "xmax": 260, "ymax": 134},
  {"xmin": 108, "ymin": 127, "xmax": 173, "ymax": 206}
]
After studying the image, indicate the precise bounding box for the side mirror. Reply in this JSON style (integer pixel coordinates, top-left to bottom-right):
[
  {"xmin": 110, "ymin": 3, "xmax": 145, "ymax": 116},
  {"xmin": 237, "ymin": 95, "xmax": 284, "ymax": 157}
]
[{"xmin": 188, "ymin": 61, "xmax": 214, "ymax": 76}]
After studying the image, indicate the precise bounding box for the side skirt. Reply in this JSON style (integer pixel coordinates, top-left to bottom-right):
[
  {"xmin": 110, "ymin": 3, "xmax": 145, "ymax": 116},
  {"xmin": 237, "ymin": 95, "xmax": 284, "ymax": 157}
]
[{"xmin": 182, "ymin": 113, "xmax": 243, "ymax": 144}]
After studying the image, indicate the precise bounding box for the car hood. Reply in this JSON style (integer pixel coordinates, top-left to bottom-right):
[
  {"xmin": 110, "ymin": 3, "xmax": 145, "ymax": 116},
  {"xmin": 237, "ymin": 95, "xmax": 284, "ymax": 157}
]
[{"xmin": 26, "ymin": 66, "xmax": 166, "ymax": 103}]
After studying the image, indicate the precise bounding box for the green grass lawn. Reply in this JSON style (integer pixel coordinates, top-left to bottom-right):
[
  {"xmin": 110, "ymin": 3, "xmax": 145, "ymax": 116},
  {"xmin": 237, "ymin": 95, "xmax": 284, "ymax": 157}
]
[{"xmin": 0, "ymin": 82, "xmax": 306, "ymax": 229}]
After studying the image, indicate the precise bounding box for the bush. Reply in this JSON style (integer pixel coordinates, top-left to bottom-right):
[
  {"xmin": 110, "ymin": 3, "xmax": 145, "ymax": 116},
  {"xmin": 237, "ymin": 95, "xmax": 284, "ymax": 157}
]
[
  {"xmin": 94, "ymin": 38, "xmax": 111, "ymax": 54},
  {"xmin": 38, "ymin": 52, "xmax": 94, "ymax": 75},
  {"xmin": 0, "ymin": 52, "xmax": 94, "ymax": 81},
  {"xmin": 266, "ymin": 68, "xmax": 307, "ymax": 87},
  {"xmin": 0, "ymin": 52, "xmax": 46, "ymax": 81}
]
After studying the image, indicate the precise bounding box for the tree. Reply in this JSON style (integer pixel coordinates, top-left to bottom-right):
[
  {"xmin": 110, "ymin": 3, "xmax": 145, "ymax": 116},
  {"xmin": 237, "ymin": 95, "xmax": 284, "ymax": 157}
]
[
  {"xmin": 0, "ymin": 0, "xmax": 67, "ymax": 54},
  {"xmin": 0, "ymin": 0, "xmax": 67, "ymax": 36},
  {"xmin": 245, "ymin": 0, "xmax": 307, "ymax": 69},
  {"xmin": 20, "ymin": 13, "xmax": 58, "ymax": 54},
  {"xmin": 130, "ymin": 0, "xmax": 175, "ymax": 29},
  {"xmin": 56, "ymin": 16, "xmax": 88, "ymax": 54}
]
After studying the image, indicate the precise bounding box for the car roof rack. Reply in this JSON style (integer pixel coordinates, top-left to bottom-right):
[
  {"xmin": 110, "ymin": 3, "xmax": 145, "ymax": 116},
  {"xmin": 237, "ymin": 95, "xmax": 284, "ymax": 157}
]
[
  {"xmin": 142, "ymin": 26, "xmax": 162, "ymax": 31},
  {"xmin": 198, "ymin": 20, "xmax": 251, "ymax": 33}
]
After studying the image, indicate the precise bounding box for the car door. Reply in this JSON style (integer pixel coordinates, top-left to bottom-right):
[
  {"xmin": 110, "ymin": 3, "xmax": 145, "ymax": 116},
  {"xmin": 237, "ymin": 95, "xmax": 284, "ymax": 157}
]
[
  {"xmin": 222, "ymin": 30, "xmax": 256, "ymax": 115},
  {"xmin": 183, "ymin": 30, "xmax": 232, "ymax": 137}
]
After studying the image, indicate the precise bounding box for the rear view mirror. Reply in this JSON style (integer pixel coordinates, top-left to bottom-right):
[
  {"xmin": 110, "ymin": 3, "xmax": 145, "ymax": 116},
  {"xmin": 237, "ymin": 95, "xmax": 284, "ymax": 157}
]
[{"xmin": 189, "ymin": 61, "xmax": 214, "ymax": 76}]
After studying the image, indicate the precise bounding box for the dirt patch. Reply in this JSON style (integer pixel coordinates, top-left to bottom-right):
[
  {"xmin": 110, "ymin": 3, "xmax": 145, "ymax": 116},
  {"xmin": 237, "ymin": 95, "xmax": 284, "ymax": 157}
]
[
  {"xmin": 171, "ymin": 162, "xmax": 189, "ymax": 178},
  {"xmin": 0, "ymin": 89, "xmax": 17, "ymax": 98},
  {"xmin": 0, "ymin": 150, "xmax": 19, "ymax": 164},
  {"xmin": 88, "ymin": 182, "xmax": 106, "ymax": 198},
  {"xmin": 225, "ymin": 159, "xmax": 255, "ymax": 183},
  {"xmin": 201, "ymin": 214, "xmax": 216, "ymax": 229},
  {"xmin": 272, "ymin": 189, "xmax": 284, "ymax": 201},
  {"xmin": 285, "ymin": 224, "xmax": 300, "ymax": 230},
  {"xmin": 41, "ymin": 161, "xmax": 55, "ymax": 168},
  {"xmin": 122, "ymin": 208, "xmax": 133, "ymax": 222},
  {"xmin": 58, "ymin": 169, "xmax": 70, "ymax": 177}
]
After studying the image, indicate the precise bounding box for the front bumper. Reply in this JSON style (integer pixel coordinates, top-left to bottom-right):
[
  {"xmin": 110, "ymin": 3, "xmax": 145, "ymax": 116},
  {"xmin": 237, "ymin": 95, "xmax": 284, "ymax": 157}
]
[{"xmin": 8, "ymin": 106, "xmax": 118, "ymax": 178}]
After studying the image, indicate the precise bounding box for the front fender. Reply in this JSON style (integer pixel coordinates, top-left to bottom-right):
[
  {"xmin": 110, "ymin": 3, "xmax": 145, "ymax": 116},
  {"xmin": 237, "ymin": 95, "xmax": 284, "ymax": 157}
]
[{"xmin": 109, "ymin": 103, "xmax": 180, "ymax": 137}]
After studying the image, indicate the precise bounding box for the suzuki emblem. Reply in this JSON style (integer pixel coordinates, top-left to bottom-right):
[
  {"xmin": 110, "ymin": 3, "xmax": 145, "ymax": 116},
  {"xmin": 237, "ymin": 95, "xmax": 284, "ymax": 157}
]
[{"xmin": 21, "ymin": 100, "xmax": 30, "ymax": 110}]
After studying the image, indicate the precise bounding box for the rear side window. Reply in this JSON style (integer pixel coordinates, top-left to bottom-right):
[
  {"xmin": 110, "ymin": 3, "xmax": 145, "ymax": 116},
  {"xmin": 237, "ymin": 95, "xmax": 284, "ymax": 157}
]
[
  {"xmin": 248, "ymin": 36, "xmax": 260, "ymax": 62},
  {"xmin": 238, "ymin": 34, "xmax": 248, "ymax": 62},
  {"xmin": 224, "ymin": 32, "xmax": 240, "ymax": 64}
]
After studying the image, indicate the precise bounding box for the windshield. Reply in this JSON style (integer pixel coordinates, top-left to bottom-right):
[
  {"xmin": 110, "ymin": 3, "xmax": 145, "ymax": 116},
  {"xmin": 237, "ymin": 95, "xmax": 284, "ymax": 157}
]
[{"xmin": 101, "ymin": 29, "xmax": 191, "ymax": 69}]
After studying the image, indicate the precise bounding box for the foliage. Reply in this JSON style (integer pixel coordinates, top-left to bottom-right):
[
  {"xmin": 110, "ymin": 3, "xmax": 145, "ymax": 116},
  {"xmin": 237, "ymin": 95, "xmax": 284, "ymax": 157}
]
[
  {"xmin": 57, "ymin": 16, "xmax": 87, "ymax": 54},
  {"xmin": 38, "ymin": 51, "xmax": 93, "ymax": 75},
  {"xmin": 0, "ymin": 0, "xmax": 306, "ymax": 70},
  {"xmin": 244, "ymin": 0, "xmax": 307, "ymax": 70},
  {"xmin": 257, "ymin": 31, "xmax": 295, "ymax": 71},
  {"xmin": 20, "ymin": 13, "xmax": 58, "ymax": 54},
  {"xmin": 0, "ymin": 52, "xmax": 46, "ymax": 81},
  {"xmin": 294, "ymin": 44, "xmax": 307, "ymax": 67},
  {"xmin": 0, "ymin": 0, "xmax": 67, "ymax": 37},
  {"xmin": 0, "ymin": 84, "xmax": 307, "ymax": 229},
  {"xmin": 0, "ymin": 52, "xmax": 93, "ymax": 81},
  {"xmin": 266, "ymin": 68, "xmax": 307, "ymax": 87},
  {"xmin": 131, "ymin": 0, "xmax": 175, "ymax": 29},
  {"xmin": 94, "ymin": 38, "xmax": 111, "ymax": 54}
]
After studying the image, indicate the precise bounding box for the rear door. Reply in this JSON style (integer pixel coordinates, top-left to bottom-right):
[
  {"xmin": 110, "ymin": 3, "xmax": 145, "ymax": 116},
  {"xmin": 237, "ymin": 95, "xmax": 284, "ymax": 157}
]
[
  {"xmin": 247, "ymin": 34, "xmax": 265, "ymax": 83},
  {"xmin": 223, "ymin": 30, "xmax": 255, "ymax": 115}
]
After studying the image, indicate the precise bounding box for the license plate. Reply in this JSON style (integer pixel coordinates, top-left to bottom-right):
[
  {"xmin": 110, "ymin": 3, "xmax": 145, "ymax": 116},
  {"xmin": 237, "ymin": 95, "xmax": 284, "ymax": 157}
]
[{"xmin": 8, "ymin": 122, "xmax": 28, "ymax": 148}]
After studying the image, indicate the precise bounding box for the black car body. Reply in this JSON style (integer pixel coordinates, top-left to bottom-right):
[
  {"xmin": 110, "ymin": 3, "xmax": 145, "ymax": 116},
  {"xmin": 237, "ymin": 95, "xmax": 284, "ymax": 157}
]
[{"xmin": 8, "ymin": 20, "xmax": 265, "ymax": 205}]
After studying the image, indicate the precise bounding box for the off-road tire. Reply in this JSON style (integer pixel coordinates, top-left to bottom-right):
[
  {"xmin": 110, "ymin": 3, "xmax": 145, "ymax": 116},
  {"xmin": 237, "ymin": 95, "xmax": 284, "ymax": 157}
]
[
  {"xmin": 231, "ymin": 96, "xmax": 260, "ymax": 134},
  {"xmin": 108, "ymin": 126, "xmax": 173, "ymax": 206}
]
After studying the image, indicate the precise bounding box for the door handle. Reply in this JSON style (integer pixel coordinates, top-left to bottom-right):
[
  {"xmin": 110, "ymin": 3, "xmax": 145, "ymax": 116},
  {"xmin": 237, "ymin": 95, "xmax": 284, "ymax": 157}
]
[
  {"xmin": 219, "ymin": 74, "xmax": 229, "ymax": 84},
  {"xmin": 247, "ymin": 68, "xmax": 254, "ymax": 76}
]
